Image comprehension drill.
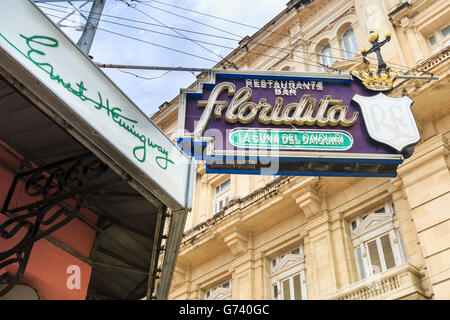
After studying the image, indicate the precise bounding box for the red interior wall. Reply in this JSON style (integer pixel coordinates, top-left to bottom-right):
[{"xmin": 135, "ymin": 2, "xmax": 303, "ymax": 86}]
[{"xmin": 0, "ymin": 141, "xmax": 99, "ymax": 299}]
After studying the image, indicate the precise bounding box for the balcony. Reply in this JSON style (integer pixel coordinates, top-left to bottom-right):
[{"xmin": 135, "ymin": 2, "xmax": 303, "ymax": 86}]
[{"xmin": 323, "ymin": 263, "xmax": 429, "ymax": 300}]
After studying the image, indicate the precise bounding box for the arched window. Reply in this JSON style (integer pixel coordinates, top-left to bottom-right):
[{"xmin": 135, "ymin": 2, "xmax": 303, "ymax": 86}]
[
  {"xmin": 320, "ymin": 44, "xmax": 334, "ymax": 72},
  {"xmin": 342, "ymin": 28, "xmax": 359, "ymax": 59}
]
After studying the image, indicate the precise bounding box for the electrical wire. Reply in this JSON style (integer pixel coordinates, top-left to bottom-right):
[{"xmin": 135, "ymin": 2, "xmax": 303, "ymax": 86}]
[
  {"xmin": 117, "ymin": 68, "xmax": 171, "ymax": 80},
  {"xmin": 95, "ymin": 26, "xmax": 221, "ymax": 63},
  {"xmin": 41, "ymin": 5, "xmax": 333, "ymax": 67},
  {"xmin": 38, "ymin": 1, "xmax": 426, "ymax": 75},
  {"xmin": 37, "ymin": 2, "xmax": 385, "ymax": 73},
  {"xmin": 44, "ymin": 12, "xmax": 238, "ymax": 50},
  {"xmin": 38, "ymin": 2, "xmax": 243, "ymax": 42},
  {"xmin": 119, "ymin": 0, "xmax": 237, "ymax": 68},
  {"xmin": 42, "ymin": 10, "xmax": 338, "ymax": 72},
  {"xmin": 132, "ymin": 0, "xmax": 415, "ymax": 72}
]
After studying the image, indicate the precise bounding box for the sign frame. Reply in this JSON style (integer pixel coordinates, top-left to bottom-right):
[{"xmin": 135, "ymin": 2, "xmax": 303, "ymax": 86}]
[{"xmin": 178, "ymin": 69, "xmax": 405, "ymax": 178}]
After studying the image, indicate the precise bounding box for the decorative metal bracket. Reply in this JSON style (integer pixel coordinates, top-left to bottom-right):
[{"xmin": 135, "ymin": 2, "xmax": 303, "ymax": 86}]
[{"xmin": 0, "ymin": 152, "xmax": 108, "ymax": 297}]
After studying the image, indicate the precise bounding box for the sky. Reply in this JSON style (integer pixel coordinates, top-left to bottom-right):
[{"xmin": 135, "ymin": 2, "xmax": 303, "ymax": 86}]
[{"xmin": 35, "ymin": 0, "xmax": 287, "ymax": 116}]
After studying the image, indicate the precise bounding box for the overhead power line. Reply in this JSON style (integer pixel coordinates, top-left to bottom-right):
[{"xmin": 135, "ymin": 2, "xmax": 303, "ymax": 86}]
[
  {"xmin": 119, "ymin": 0, "xmax": 238, "ymax": 68},
  {"xmin": 95, "ymin": 26, "xmax": 220, "ymax": 63},
  {"xmin": 131, "ymin": 0, "xmax": 414, "ymax": 72},
  {"xmin": 38, "ymin": 2, "xmax": 398, "ymax": 73},
  {"xmin": 117, "ymin": 68, "xmax": 171, "ymax": 80},
  {"xmin": 41, "ymin": 6, "xmax": 334, "ymax": 68},
  {"xmin": 96, "ymin": 64, "xmax": 212, "ymax": 73},
  {"xmin": 44, "ymin": 12, "xmax": 239, "ymax": 50},
  {"xmin": 38, "ymin": 1, "xmax": 426, "ymax": 75},
  {"xmin": 43, "ymin": 10, "xmax": 339, "ymax": 72}
]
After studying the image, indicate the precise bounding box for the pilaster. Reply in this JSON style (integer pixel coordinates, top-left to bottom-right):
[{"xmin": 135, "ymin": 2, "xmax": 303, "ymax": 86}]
[
  {"xmin": 399, "ymin": 15, "xmax": 426, "ymax": 65},
  {"xmin": 397, "ymin": 135, "xmax": 450, "ymax": 299},
  {"xmin": 293, "ymin": 180, "xmax": 339, "ymax": 299}
]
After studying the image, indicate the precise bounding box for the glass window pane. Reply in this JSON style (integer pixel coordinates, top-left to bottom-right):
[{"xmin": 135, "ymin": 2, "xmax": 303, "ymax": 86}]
[
  {"xmin": 391, "ymin": 203, "xmax": 396, "ymax": 214},
  {"xmin": 397, "ymin": 230, "xmax": 408, "ymax": 263},
  {"xmin": 351, "ymin": 33, "xmax": 358, "ymax": 53},
  {"xmin": 320, "ymin": 45, "xmax": 333, "ymax": 67},
  {"xmin": 368, "ymin": 240, "xmax": 382, "ymax": 274},
  {"xmin": 380, "ymin": 234, "xmax": 396, "ymax": 269},
  {"xmin": 221, "ymin": 180, "xmax": 230, "ymax": 191},
  {"xmin": 355, "ymin": 247, "xmax": 367, "ymax": 280},
  {"xmin": 291, "ymin": 248, "xmax": 300, "ymax": 255},
  {"xmin": 344, "ymin": 38, "xmax": 352, "ymax": 58},
  {"xmin": 215, "ymin": 186, "xmax": 220, "ymax": 194},
  {"xmin": 351, "ymin": 221, "xmax": 357, "ymax": 230},
  {"xmin": 343, "ymin": 29, "xmax": 358, "ymax": 59},
  {"xmin": 293, "ymin": 274, "xmax": 302, "ymax": 300},
  {"xmin": 429, "ymin": 36, "xmax": 436, "ymax": 46},
  {"xmin": 442, "ymin": 25, "xmax": 450, "ymax": 37},
  {"xmin": 375, "ymin": 207, "xmax": 385, "ymax": 213},
  {"xmin": 271, "ymin": 259, "xmax": 277, "ymax": 269},
  {"xmin": 282, "ymin": 279, "xmax": 291, "ymax": 300},
  {"xmin": 273, "ymin": 284, "xmax": 278, "ymax": 299}
]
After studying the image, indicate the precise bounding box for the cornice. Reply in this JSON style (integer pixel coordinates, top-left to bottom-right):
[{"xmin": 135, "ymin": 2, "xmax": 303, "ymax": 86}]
[{"xmin": 396, "ymin": 135, "xmax": 449, "ymax": 179}]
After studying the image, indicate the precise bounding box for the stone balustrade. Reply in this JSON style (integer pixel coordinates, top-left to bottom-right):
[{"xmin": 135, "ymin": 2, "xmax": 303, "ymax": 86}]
[{"xmin": 323, "ymin": 263, "xmax": 428, "ymax": 300}]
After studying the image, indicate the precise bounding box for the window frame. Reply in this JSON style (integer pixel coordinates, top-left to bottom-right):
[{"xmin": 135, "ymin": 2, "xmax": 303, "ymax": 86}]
[
  {"xmin": 213, "ymin": 179, "xmax": 230, "ymax": 214},
  {"xmin": 342, "ymin": 28, "xmax": 359, "ymax": 59},
  {"xmin": 269, "ymin": 245, "xmax": 308, "ymax": 300},
  {"xmin": 427, "ymin": 24, "xmax": 450, "ymax": 50},
  {"xmin": 204, "ymin": 280, "xmax": 232, "ymax": 300},
  {"xmin": 320, "ymin": 44, "xmax": 334, "ymax": 72},
  {"xmin": 350, "ymin": 202, "xmax": 408, "ymax": 280}
]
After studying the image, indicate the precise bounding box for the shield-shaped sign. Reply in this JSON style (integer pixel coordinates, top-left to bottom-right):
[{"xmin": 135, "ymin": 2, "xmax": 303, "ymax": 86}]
[{"xmin": 352, "ymin": 93, "xmax": 420, "ymax": 152}]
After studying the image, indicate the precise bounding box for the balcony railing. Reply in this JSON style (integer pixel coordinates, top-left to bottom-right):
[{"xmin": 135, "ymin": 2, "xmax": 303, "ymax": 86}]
[{"xmin": 323, "ymin": 263, "xmax": 428, "ymax": 300}]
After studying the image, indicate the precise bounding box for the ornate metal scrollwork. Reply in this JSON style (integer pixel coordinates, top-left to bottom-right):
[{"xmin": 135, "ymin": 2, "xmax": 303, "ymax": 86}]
[{"xmin": 0, "ymin": 153, "xmax": 108, "ymax": 297}]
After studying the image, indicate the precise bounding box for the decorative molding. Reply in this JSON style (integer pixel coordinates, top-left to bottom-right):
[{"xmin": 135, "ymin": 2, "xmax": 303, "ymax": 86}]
[
  {"xmin": 292, "ymin": 179, "xmax": 323, "ymax": 219},
  {"xmin": 388, "ymin": 178, "xmax": 408, "ymax": 201},
  {"xmin": 205, "ymin": 287, "xmax": 232, "ymax": 300},
  {"xmin": 223, "ymin": 229, "xmax": 248, "ymax": 256},
  {"xmin": 270, "ymin": 253, "xmax": 305, "ymax": 277},
  {"xmin": 351, "ymin": 212, "xmax": 398, "ymax": 244}
]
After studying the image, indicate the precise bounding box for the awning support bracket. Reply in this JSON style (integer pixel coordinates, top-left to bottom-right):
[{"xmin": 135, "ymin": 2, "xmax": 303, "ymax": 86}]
[{"xmin": 0, "ymin": 152, "xmax": 109, "ymax": 297}]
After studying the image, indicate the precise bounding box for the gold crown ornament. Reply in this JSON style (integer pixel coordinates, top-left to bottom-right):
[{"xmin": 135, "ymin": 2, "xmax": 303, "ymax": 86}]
[{"xmin": 351, "ymin": 65, "xmax": 398, "ymax": 91}]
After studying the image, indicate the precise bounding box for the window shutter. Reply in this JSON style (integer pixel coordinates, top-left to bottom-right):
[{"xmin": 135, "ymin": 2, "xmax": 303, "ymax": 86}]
[
  {"xmin": 355, "ymin": 247, "xmax": 367, "ymax": 279},
  {"xmin": 397, "ymin": 230, "xmax": 408, "ymax": 263},
  {"xmin": 380, "ymin": 234, "xmax": 396, "ymax": 269},
  {"xmin": 367, "ymin": 240, "xmax": 382, "ymax": 274},
  {"xmin": 293, "ymin": 274, "xmax": 302, "ymax": 300},
  {"xmin": 282, "ymin": 279, "xmax": 291, "ymax": 300}
]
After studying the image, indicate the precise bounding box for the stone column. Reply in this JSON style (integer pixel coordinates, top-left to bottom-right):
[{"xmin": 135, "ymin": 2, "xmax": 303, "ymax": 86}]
[{"xmin": 388, "ymin": 178, "xmax": 432, "ymax": 296}]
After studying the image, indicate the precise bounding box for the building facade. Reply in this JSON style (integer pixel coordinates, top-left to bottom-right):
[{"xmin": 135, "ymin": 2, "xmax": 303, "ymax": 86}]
[{"xmin": 151, "ymin": 0, "xmax": 450, "ymax": 300}]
